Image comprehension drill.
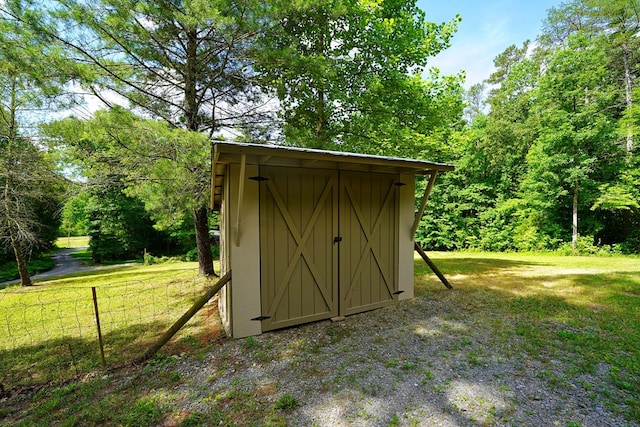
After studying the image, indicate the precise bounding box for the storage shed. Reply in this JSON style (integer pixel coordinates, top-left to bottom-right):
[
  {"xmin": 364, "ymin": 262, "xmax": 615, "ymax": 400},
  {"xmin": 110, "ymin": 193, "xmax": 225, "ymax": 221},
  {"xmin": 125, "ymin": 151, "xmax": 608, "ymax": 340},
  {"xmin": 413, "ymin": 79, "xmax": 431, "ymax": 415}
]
[{"xmin": 211, "ymin": 142, "xmax": 453, "ymax": 338}]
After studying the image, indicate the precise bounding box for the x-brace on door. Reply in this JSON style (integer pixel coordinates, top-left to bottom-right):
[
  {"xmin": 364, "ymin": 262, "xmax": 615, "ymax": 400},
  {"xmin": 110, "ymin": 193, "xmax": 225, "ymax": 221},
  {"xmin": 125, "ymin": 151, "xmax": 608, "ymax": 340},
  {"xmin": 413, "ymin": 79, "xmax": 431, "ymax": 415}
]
[{"xmin": 259, "ymin": 167, "xmax": 399, "ymax": 331}]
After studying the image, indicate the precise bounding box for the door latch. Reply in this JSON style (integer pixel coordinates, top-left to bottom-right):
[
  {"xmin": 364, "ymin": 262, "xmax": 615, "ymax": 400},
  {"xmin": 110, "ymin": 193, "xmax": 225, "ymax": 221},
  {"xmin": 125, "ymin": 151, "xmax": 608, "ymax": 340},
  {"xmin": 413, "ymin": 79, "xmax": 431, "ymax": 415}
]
[{"xmin": 333, "ymin": 236, "xmax": 342, "ymax": 244}]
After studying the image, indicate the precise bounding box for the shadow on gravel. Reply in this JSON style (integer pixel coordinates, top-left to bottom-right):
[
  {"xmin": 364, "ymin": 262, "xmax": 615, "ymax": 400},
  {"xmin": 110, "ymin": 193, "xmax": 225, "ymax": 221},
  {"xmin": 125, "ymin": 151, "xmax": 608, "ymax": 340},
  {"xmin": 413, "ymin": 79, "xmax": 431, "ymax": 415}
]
[{"xmin": 409, "ymin": 261, "xmax": 640, "ymax": 425}]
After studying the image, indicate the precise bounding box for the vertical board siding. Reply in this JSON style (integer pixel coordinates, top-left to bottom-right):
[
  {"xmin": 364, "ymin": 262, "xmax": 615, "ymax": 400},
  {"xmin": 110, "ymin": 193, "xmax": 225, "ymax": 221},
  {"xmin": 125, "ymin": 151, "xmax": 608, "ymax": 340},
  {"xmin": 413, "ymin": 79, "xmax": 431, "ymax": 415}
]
[
  {"xmin": 260, "ymin": 167, "xmax": 338, "ymax": 331},
  {"xmin": 259, "ymin": 167, "xmax": 400, "ymax": 331},
  {"xmin": 340, "ymin": 171, "xmax": 399, "ymax": 316}
]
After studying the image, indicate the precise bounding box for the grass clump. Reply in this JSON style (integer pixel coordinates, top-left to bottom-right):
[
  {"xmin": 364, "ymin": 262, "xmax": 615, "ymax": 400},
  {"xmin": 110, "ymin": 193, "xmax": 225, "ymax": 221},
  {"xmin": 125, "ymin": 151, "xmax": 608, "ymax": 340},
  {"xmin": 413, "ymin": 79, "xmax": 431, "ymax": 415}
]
[{"xmin": 274, "ymin": 394, "xmax": 299, "ymax": 412}]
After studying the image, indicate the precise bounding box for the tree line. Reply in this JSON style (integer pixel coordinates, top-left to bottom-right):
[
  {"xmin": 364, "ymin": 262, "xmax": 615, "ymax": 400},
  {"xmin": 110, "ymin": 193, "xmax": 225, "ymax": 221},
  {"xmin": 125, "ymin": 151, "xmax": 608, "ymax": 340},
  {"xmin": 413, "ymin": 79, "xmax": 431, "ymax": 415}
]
[
  {"xmin": 419, "ymin": 0, "xmax": 640, "ymax": 255},
  {"xmin": 1, "ymin": 0, "xmax": 639, "ymax": 287}
]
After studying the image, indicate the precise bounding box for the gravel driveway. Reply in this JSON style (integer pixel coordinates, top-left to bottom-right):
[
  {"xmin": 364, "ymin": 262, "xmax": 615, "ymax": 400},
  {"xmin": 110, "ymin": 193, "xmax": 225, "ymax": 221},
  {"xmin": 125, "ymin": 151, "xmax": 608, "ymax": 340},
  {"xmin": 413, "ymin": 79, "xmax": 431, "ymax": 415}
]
[
  {"xmin": 156, "ymin": 290, "xmax": 632, "ymax": 427},
  {"xmin": 0, "ymin": 248, "xmax": 88, "ymax": 288},
  {"xmin": 0, "ymin": 247, "xmax": 137, "ymax": 288}
]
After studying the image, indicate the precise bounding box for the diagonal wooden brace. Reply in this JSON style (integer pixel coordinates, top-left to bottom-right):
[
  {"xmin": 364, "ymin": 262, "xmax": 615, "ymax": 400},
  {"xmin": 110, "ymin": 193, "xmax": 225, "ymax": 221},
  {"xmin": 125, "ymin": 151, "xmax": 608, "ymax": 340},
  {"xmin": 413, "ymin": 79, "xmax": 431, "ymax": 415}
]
[
  {"xmin": 414, "ymin": 242, "xmax": 452, "ymax": 289},
  {"xmin": 412, "ymin": 171, "xmax": 452, "ymax": 289}
]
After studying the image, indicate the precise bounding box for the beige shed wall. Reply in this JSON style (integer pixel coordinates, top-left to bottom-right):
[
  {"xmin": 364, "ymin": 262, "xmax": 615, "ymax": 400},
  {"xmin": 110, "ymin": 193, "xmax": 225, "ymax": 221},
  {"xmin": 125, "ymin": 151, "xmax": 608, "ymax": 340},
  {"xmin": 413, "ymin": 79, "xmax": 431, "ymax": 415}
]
[
  {"xmin": 397, "ymin": 174, "xmax": 415, "ymax": 300},
  {"xmin": 218, "ymin": 163, "xmax": 418, "ymax": 338},
  {"xmin": 224, "ymin": 163, "xmax": 262, "ymax": 338}
]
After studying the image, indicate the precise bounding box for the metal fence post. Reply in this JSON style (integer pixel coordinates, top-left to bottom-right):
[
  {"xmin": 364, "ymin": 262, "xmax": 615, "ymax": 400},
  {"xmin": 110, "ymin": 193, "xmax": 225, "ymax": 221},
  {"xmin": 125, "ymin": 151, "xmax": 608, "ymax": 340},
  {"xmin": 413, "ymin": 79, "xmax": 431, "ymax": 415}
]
[{"xmin": 92, "ymin": 287, "xmax": 106, "ymax": 367}]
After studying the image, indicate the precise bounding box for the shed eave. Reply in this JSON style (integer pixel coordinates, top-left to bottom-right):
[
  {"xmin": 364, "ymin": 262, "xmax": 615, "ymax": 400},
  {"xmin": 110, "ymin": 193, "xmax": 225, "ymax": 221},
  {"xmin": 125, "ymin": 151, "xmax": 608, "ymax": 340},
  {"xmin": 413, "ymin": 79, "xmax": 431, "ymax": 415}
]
[{"xmin": 210, "ymin": 141, "xmax": 454, "ymax": 211}]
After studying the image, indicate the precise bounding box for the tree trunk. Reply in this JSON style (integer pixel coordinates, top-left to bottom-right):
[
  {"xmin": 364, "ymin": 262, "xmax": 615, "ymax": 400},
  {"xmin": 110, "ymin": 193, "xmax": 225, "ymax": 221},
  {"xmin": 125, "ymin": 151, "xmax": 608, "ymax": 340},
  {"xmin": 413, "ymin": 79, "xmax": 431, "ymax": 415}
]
[
  {"xmin": 572, "ymin": 182, "xmax": 579, "ymax": 251},
  {"xmin": 184, "ymin": 30, "xmax": 215, "ymax": 277},
  {"xmin": 194, "ymin": 205, "xmax": 215, "ymax": 276},
  {"xmin": 11, "ymin": 235, "xmax": 32, "ymax": 287},
  {"xmin": 184, "ymin": 28, "xmax": 200, "ymax": 134},
  {"xmin": 6, "ymin": 78, "xmax": 31, "ymax": 286}
]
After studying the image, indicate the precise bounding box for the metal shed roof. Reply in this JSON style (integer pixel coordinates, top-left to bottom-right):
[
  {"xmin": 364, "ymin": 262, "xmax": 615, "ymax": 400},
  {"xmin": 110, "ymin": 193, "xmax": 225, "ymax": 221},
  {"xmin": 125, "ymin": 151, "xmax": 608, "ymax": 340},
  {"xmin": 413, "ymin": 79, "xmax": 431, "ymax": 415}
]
[{"xmin": 210, "ymin": 141, "xmax": 454, "ymax": 211}]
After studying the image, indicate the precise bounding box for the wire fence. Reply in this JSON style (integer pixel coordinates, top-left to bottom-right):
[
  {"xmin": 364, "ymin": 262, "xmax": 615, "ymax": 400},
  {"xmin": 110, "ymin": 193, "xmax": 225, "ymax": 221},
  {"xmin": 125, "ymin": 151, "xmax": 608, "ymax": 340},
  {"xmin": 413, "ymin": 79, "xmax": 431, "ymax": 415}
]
[{"xmin": 0, "ymin": 270, "xmax": 218, "ymax": 389}]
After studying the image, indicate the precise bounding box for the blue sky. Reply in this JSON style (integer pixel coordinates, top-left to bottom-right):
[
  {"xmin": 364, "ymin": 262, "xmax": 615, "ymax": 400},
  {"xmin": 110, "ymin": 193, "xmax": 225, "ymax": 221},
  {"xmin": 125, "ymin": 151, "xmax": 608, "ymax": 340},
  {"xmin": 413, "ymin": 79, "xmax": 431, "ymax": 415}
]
[{"xmin": 416, "ymin": 0, "xmax": 563, "ymax": 87}]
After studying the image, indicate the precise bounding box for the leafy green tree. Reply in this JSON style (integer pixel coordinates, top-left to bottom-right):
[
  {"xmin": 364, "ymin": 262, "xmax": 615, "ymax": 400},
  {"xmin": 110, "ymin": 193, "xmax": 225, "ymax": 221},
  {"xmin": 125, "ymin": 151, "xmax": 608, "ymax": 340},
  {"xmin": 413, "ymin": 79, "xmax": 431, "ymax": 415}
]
[
  {"xmin": 417, "ymin": 124, "xmax": 501, "ymax": 250},
  {"xmin": 60, "ymin": 189, "xmax": 90, "ymax": 238},
  {"xmin": 0, "ymin": 2, "xmax": 69, "ymax": 285},
  {"xmin": 86, "ymin": 179, "xmax": 171, "ymax": 263},
  {"xmin": 34, "ymin": 0, "xmax": 267, "ymax": 275},
  {"xmin": 540, "ymin": 0, "xmax": 596, "ymax": 48},
  {"xmin": 518, "ymin": 33, "xmax": 621, "ymax": 250},
  {"xmin": 256, "ymin": 0, "xmax": 464, "ymax": 156},
  {"xmin": 463, "ymin": 83, "xmax": 486, "ymax": 123},
  {"xmin": 418, "ymin": 41, "xmax": 543, "ymax": 252},
  {"xmin": 484, "ymin": 41, "xmax": 541, "ymax": 198},
  {"xmin": 504, "ymin": 0, "xmax": 640, "ymax": 251},
  {"xmin": 584, "ymin": 0, "xmax": 640, "ymax": 155},
  {"xmin": 543, "ymin": 0, "xmax": 640, "ymax": 152},
  {"xmin": 420, "ymin": 2, "xmax": 640, "ymax": 254},
  {"xmin": 594, "ymin": 86, "xmax": 640, "ymax": 250},
  {"xmin": 44, "ymin": 107, "xmax": 212, "ymax": 261}
]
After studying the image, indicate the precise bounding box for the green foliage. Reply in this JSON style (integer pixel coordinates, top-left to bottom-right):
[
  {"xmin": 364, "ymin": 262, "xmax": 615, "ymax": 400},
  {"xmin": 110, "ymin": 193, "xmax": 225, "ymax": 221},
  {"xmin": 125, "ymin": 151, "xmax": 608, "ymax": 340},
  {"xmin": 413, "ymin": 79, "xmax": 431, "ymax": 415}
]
[
  {"xmin": 419, "ymin": 5, "xmax": 640, "ymax": 253},
  {"xmin": 59, "ymin": 190, "xmax": 90, "ymax": 237},
  {"xmin": 0, "ymin": 254, "xmax": 55, "ymax": 282},
  {"xmin": 86, "ymin": 180, "xmax": 173, "ymax": 263},
  {"xmin": 256, "ymin": 0, "xmax": 464, "ymax": 152},
  {"xmin": 556, "ymin": 235, "xmax": 623, "ymax": 256},
  {"xmin": 44, "ymin": 108, "xmax": 213, "ymax": 264},
  {"xmin": 3, "ymin": 0, "xmax": 640, "ymax": 256}
]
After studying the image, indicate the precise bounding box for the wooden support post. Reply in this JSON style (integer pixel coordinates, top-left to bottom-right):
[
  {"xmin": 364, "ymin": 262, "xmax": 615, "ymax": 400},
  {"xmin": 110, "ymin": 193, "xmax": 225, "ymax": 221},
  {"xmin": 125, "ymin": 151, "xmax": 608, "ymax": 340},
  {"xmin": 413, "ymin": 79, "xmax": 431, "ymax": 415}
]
[
  {"xmin": 411, "ymin": 171, "xmax": 438, "ymax": 237},
  {"xmin": 139, "ymin": 271, "xmax": 232, "ymax": 362},
  {"xmin": 414, "ymin": 242, "xmax": 452, "ymax": 290},
  {"xmin": 234, "ymin": 154, "xmax": 246, "ymax": 247}
]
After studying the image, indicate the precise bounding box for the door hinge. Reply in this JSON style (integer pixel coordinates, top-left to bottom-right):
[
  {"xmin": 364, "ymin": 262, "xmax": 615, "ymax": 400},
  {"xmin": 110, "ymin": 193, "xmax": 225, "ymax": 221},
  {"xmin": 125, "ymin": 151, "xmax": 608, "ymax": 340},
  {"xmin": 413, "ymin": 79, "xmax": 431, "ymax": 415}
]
[
  {"xmin": 393, "ymin": 290, "xmax": 405, "ymax": 295},
  {"xmin": 251, "ymin": 315, "xmax": 271, "ymax": 321},
  {"xmin": 249, "ymin": 176, "xmax": 269, "ymax": 182}
]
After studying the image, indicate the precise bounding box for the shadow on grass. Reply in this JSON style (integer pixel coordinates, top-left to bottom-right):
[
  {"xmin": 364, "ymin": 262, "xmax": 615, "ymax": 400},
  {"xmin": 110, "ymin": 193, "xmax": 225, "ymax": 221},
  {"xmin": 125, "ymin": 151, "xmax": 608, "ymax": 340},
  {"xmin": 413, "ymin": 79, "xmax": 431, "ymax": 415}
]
[
  {"xmin": 415, "ymin": 256, "xmax": 547, "ymax": 277},
  {"xmin": 413, "ymin": 257, "xmax": 640, "ymax": 422},
  {"xmin": 0, "ymin": 316, "xmax": 214, "ymax": 390}
]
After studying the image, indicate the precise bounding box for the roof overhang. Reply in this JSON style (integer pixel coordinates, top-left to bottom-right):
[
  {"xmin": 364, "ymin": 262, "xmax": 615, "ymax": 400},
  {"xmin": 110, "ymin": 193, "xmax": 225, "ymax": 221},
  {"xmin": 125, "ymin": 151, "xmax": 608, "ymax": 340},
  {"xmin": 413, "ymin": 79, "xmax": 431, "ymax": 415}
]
[{"xmin": 210, "ymin": 141, "xmax": 454, "ymax": 210}]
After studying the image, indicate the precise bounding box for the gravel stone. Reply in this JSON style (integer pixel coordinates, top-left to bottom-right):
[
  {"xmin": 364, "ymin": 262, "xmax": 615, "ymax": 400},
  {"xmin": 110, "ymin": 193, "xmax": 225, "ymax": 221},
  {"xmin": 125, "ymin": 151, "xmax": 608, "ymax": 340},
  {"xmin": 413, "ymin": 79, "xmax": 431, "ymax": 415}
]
[{"xmin": 159, "ymin": 294, "xmax": 633, "ymax": 426}]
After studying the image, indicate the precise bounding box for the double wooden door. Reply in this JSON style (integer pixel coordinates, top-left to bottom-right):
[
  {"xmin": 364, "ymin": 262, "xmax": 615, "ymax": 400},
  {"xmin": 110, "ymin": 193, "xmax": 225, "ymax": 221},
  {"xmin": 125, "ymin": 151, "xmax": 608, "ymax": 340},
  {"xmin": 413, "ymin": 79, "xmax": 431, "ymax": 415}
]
[{"xmin": 259, "ymin": 167, "xmax": 399, "ymax": 331}]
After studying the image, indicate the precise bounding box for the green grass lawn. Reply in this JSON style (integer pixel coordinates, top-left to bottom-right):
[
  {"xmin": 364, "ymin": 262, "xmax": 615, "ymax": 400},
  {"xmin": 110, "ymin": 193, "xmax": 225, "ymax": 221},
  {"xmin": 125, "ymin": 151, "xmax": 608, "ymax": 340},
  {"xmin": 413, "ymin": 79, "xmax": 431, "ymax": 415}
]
[
  {"xmin": 0, "ymin": 261, "xmax": 220, "ymax": 387},
  {"xmin": 2, "ymin": 252, "xmax": 639, "ymax": 425},
  {"xmin": 54, "ymin": 236, "xmax": 90, "ymax": 249},
  {"xmin": 415, "ymin": 252, "xmax": 640, "ymax": 421}
]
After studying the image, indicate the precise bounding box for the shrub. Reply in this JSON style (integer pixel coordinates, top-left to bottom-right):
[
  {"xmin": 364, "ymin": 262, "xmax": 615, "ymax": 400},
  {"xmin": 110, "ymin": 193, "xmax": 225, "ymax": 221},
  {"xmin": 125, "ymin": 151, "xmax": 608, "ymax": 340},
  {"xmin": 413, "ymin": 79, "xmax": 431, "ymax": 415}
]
[{"xmin": 556, "ymin": 235, "xmax": 623, "ymax": 256}]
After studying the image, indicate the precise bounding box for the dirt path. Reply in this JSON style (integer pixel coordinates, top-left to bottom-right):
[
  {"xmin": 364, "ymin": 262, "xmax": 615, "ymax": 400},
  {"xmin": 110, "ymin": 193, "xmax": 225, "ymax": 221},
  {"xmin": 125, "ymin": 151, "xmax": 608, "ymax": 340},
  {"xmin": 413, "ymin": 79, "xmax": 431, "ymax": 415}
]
[{"xmin": 0, "ymin": 247, "xmax": 96, "ymax": 287}]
